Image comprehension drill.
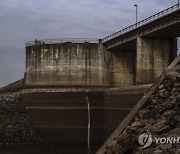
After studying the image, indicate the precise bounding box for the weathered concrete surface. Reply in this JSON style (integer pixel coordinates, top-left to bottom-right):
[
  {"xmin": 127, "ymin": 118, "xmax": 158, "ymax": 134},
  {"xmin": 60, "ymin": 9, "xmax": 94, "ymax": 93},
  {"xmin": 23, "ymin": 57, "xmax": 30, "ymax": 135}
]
[
  {"xmin": 136, "ymin": 37, "xmax": 177, "ymax": 84},
  {"xmin": 24, "ymin": 41, "xmax": 138, "ymax": 87},
  {"xmin": 22, "ymin": 89, "xmax": 104, "ymax": 144},
  {"xmin": 104, "ymin": 49, "xmax": 135, "ymax": 86},
  {"xmin": 25, "ymin": 42, "xmax": 106, "ymax": 87},
  {"xmin": 102, "ymin": 84, "xmax": 151, "ymax": 141},
  {"xmin": 21, "ymin": 85, "xmax": 151, "ymax": 144},
  {"xmin": 24, "ymin": 39, "xmax": 177, "ymax": 87}
]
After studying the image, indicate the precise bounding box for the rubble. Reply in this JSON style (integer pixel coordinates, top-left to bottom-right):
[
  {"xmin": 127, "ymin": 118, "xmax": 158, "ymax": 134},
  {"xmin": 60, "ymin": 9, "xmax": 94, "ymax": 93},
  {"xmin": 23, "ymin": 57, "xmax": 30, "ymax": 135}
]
[
  {"xmin": 0, "ymin": 92, "xmax": 43, "ymax": 144},
  {"xmin": 105, "ymin": 66, "xmax": 180, "ymax": 153}
]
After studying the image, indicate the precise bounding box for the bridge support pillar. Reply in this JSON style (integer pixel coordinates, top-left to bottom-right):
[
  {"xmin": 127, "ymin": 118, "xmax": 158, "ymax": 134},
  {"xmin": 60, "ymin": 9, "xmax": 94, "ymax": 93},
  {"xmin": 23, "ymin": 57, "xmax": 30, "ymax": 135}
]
[
  {"xmin": 105, "ymin": 50, "xmax": 135, "ymax": 86},
  {"xmin": 136, "ymin": 37, "xmax": 177, "ymax": 83}
]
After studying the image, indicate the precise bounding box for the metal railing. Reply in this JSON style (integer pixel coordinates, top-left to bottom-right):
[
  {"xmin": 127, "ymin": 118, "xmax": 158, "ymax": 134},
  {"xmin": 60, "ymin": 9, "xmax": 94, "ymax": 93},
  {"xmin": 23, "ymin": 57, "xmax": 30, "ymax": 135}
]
[
  {"xmin": 102, "ymin": 3, "xmax": 180, "ymax": 43},
  {"xmin": 26, "ymin": 38, "xmax": 99, "ymax": 47}
]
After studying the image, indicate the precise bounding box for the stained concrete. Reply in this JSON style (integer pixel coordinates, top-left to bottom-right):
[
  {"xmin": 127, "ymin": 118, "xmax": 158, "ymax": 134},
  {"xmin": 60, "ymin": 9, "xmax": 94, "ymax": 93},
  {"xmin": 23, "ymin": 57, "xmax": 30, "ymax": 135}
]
[
  {"xmin": 25, "ymin": 42, "xmax": 106, "ymax": 87},
  {"xmin": 105, "ymin": 50, "xmax": 135, "ymax": 86},
  {"xmin": 25, "ymin": 39, "xmax": 177, "ymax": 87},
  {"xmin": 21, "ymin": 85, "xmax": 151, "ymax": 144},
  {"xmin": 136, "ymin": 37, "xmax": 177, "ymax": 83}
]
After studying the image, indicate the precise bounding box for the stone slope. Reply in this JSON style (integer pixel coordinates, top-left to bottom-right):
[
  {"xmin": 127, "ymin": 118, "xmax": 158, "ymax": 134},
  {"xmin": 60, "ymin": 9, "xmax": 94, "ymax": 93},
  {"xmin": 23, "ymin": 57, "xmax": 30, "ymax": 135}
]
[
  {"xmin": 0, "ymin": 92, "xmax": 43, "ymax": 144},
  {"xmin": 99, "ymin": 55, "xmax": 180, "ymax": 154}
]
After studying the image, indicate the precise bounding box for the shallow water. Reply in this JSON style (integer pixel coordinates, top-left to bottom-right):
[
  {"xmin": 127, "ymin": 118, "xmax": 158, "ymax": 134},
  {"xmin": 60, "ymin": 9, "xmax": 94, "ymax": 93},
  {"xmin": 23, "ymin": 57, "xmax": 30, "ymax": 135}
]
[{"xmin": 0, "ymin": 145, "xmax": 99, "ymax": 154}]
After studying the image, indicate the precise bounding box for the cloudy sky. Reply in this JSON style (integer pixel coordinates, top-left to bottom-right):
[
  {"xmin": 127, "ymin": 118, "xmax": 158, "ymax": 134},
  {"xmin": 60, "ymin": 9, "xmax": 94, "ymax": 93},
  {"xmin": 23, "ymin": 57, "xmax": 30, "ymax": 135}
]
[{"xmin": 0, "ymin": 0, "xmax": 179, "ymax": 88}]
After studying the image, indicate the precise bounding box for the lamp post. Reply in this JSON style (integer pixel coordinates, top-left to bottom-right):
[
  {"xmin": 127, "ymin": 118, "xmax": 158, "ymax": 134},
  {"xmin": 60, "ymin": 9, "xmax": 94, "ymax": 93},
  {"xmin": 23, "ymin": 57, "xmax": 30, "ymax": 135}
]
[
  {"xmin": 134, "ymin": 4, "xmax": 138, "ymax": 27},
  {"xmin": 178, "ymin": 0, "xmax": 179, "ymax": 8}
]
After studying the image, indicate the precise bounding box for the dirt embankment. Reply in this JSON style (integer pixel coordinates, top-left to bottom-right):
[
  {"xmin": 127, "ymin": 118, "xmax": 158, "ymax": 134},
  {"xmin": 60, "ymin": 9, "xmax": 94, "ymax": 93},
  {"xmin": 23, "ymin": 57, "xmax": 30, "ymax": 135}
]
[{"xmin": 0, "ymin": 79, "xmax": 24, "ymax": 93}]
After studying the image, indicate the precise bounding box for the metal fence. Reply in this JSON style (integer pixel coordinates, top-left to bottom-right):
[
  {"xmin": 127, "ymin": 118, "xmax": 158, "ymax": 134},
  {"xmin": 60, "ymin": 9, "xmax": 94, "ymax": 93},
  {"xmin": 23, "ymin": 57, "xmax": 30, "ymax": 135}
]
[
  {"xmin": 26, "ymin": 38, "xmax": 99, "ymax": 47},
  {"xmin": 102, "ymin": 3, "xmax": 180, "ymax": 43}
]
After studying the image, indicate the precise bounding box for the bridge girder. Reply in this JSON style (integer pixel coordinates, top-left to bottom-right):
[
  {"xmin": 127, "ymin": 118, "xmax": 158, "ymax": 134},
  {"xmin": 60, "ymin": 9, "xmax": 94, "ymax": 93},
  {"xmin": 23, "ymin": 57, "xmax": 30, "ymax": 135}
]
[{"xmin": 103, "ymin": 9, "xmax": 180, "ymax": 50}]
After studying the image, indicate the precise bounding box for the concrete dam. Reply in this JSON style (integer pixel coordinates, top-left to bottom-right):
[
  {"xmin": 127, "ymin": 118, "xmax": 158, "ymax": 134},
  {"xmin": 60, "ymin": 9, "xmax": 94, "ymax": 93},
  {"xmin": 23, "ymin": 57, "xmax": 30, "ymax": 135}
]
[
  {"xmin": 23, "ymin": 39, "xmax": 148, "ymax": 144},
  {"xmin": 22, "ymin": 34, "xmax": 176, "ymax": 145}
]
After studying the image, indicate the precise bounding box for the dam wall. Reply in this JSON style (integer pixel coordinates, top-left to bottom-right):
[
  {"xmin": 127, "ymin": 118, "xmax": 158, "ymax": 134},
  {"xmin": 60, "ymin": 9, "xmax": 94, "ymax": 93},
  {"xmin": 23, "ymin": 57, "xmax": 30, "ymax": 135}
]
[
  {"xmin": 24, "ymin": 39, "xmax": 177, "ymax": 87},
  {"xmin": 21, "ymin": 85, "xmax": 151, "ymax": 144},
  {"xmin": 102, "ymin": 84, "xmax": 151, "ymax": 141},
  {"xmin": 24, "ymin": 39, "xmax": 147, "ymax": 88},
  {"xmin": 22, "ymin": 39, "xmax": 175, "ymax": 144},
  {"xmin": 25, "ymin": 40, "xmax": 107, "ymax": 87},
  {"xmin": 22, "ymin": 88, "xmax": 104, "ymax": 144}
]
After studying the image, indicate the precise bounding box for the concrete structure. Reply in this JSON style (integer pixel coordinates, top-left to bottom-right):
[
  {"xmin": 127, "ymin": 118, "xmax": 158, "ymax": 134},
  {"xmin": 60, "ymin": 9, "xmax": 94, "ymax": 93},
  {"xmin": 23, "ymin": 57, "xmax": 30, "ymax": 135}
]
[
  {"xmin": 23, "ymin": 40, "xmax": 150, "ymax": 145},
  {"xmin": 22, "ymin": 85, "xmax": 151, "ymax": 144},
  {"xmin": 25, "ymin": 40, "xmax": 136, "ymax": 87},
  {"xmin": 102, "ymin": 4, "xmax": 180, "ymax": 84},
  {"xmin": 25, "ymin": 39, "xmax": 106, "ymax": 87},
  {"xmin": 136, "ymin": 37, "xmax": 177, "ymax": 83},
  {"xmin": 104, "ymin": 48, "xmax": 136, "ymax": 86}
]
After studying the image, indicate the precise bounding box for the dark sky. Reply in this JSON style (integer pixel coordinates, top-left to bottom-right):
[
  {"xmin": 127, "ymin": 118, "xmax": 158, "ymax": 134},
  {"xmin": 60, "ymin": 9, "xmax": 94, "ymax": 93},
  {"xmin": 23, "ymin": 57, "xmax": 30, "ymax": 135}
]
[{"xmin": 0, "ymin": 0, "xmax": 179, "ymax": 88}]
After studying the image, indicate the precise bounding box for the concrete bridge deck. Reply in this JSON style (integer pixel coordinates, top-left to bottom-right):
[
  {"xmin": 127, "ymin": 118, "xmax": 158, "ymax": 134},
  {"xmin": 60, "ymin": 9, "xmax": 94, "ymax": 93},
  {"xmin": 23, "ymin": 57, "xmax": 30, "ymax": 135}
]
[{"xmin": 102, "ymin": 3, "xmax": 180, "ymax": 50}]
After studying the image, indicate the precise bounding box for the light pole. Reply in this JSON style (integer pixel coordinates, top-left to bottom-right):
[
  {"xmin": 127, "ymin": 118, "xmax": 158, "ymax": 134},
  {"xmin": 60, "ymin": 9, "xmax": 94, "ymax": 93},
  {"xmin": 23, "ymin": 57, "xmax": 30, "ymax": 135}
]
[
  {"xmin": 134, "ymin": 4, "xmax": 138, "ymax": 27},
  {"xmin": 178, "ymin": 0, "xmax": 179, "ymax": 8}
]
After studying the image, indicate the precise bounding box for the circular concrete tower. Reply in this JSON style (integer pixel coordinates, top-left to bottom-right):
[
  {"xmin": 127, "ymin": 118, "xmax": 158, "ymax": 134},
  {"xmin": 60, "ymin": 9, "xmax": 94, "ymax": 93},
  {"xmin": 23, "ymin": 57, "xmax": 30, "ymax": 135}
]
[{"xmin": 24, "ymin": 39, "xmax": 105, "ymax": 87}]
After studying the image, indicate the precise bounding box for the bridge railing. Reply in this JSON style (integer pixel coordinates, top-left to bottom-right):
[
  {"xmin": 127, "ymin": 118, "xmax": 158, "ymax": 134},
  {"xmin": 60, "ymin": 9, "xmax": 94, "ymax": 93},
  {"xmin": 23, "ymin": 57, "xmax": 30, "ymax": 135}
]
[
  {"xmin": 26, "ymin": 38, "xmax": 99, "ymax": 47},
  {"xmin": 102, "ymin": 3, "xmax": 180, "ymax": 43}
]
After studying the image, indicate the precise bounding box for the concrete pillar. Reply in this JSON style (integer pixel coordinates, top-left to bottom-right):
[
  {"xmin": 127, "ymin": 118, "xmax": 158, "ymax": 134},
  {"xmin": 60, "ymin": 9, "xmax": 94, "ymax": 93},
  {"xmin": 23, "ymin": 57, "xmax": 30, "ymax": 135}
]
[
  {"xmin": 136, "ymin": 37, "xmax": 177, "ymax": 83},
  {"xmin": 105, "ymin": 49, "xmax": 135, "ymax": 86}
]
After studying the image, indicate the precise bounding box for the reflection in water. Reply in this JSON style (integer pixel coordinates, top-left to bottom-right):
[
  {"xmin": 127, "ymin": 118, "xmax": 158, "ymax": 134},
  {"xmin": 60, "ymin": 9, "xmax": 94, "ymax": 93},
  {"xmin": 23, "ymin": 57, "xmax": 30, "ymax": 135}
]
[
  {"xmin": 86, "ymin": 96, "xmax": 91, "ymax": 151},
  {"xmin": 0, "ymin": 145, "xmax": 99, "ymax": 154}
]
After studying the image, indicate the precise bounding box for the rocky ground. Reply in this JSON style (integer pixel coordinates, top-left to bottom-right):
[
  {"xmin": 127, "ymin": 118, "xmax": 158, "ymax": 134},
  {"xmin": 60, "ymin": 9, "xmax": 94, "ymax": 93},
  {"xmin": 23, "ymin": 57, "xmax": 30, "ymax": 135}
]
[
  {"xmin": 105, "ymin": 64, "xmax": 180, "ymax": 153},
  {"xmin": 0, "ymin": 92, "xmax": 43, "ymax": 144}
]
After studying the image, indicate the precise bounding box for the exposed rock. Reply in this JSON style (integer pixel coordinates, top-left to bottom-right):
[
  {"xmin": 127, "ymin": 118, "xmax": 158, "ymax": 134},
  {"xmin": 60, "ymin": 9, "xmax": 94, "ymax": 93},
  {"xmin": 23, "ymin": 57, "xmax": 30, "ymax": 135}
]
[
  {"xmin": 154, "ymin": 149, "xmax": 163, "ymax": 154},
  {"xmin": 176, "ymin": 149, "xmax": 180, "ymax": 154},
  {"xmin": 158, "ymin": 84, "xmax": 164, "ymax": 90},
  {"xmin": 167, "ymin": 71, "xmax": 180, "ymax": 78},
  {"xmin": 159, "ymin": 88, "xmax": 169, "ymax": 99},
  {"xmin": 0, "ymin": 92, "xmax": 43, "ymax": 144},
  {"xmin": 105, "ymin": 69, "xmax": 180, "ymax": 153}
]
